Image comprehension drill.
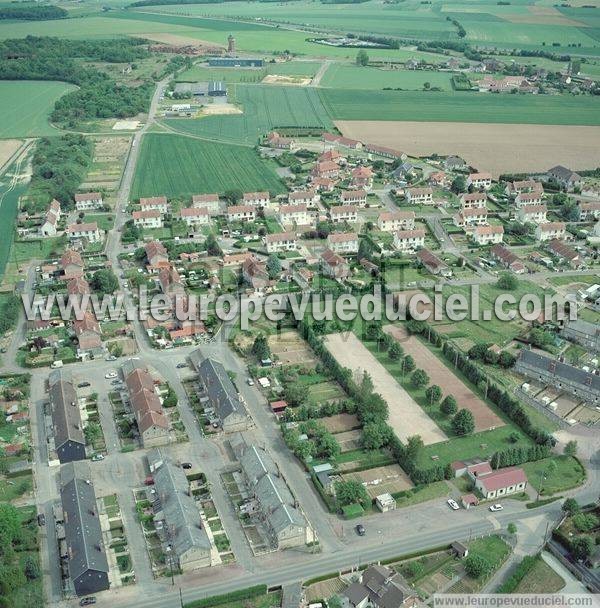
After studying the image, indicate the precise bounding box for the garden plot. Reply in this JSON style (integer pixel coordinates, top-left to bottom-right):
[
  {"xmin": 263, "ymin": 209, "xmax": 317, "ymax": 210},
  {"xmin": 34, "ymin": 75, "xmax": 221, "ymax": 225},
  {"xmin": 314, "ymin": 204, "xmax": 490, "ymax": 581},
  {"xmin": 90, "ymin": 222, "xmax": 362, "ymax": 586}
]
[
  {"xmin": 82, "ymin": 135, "xmax": 131, "ymax": 192},
  {"xmin": 308, "ymin": 381, "xmax": 344, "ymax": 402},
  {"xmin": 268, "ymin": 330, "xmax": 318, "ymax": 367},
  {"xmin": 384, "ymin": 325, "xmax": 505, "ymax": 433},
  {"xmin": 342, "ymin": 463, "xmax": 413, "ymax": 499},
  {"xmin": 321, "ymin": 413, "xmax": 361, "ymax": 434},
  {"xmin": 324, "ymin": 332, "xmax": 446, "ymax": 445},
  {"xmin": 334, "ymin": 429, "xmax": 363, "ymax": 452}
]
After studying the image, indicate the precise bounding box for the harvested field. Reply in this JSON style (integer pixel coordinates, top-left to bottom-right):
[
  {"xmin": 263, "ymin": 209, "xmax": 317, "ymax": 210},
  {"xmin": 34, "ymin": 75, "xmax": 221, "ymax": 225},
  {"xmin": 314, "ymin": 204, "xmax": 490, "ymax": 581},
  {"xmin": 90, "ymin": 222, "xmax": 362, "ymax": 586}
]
[
  {"xmin": 334, "ymin": 429, "xmax": 363, "ymax": 452},
  {"xmin": 384, "ymin": 325, "xmax": 504, "ymax": 433},
  {"xmin": 324, "ymin": 333, "xmax": 446, "ymax": 445},
  {"xmin": 200, "ymin": 105, "xmax": 242, "ymax": 116},
  {"xmin": 335, "ymin": 121, "xmax": 600, "ymax": 177},
  {"xmin": 342, "ymin": 463, "xmax": 413, "ymax": 498},
  {"xmin": 137, "ymin": 32, "xmax": 224, "ymax": 48},
  {"xmin": 321, "ymin": 413, "xmax": 361, "ymax": 434},
  {"xmin": 0, "ymin": 140, "xmax": 23, "ymax": 172},
  {"xmin": 262, "ymin": 74, "xmax": 310, "ymax": 86},
  {"xmin": 268, "ymin": 330, "xmax": 317, "ymax": 366}
]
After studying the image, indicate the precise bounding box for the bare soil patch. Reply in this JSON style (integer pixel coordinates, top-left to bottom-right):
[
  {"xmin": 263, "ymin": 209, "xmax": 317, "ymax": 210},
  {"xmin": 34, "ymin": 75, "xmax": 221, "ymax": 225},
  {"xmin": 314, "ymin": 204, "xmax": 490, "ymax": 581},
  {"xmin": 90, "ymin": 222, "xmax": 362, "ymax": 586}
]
[
  {"xmin": 136, "ymin": 32, "xmax": 224, "ymax": 48},
  {"xmin": 334, "ymin": 429, "xmax": 363, "ymax": 452},
  {"xmin": 200, "ymin": 105, "xmax": 243, "ymax": 116},
  {"xmin": 335, "ymin": 121, "xmax": 600, "ymax": 177},
  {"xmin": 324, "ymin": 332, "xmax": 446, "ymax": 445},
  {"xmin": 342, "ymin": 463, "xmax": 413, "ymax": 498},
  {"xmin": 0, "ymin": 139, "xmax": 23, "ymax": 172},
  {"xmin": 321, "ymin": 413, "xmax": 361, "ymax": 433},
  {"xmin": 268, "ymin": 330, "xmax": 317, "ymax": 367},
  {"xmin": 262, "ymin": 75, "xmax": 311, "ymax": 86},
  {"xmin": 384, "ymin": 325, "xmax": 504, "ymax": 432}
]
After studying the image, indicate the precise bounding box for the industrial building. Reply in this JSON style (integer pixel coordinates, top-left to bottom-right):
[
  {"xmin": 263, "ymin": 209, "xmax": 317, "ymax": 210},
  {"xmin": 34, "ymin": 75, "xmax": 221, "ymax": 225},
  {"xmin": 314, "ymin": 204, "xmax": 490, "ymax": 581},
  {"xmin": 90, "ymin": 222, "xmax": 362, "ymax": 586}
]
[{"xmin": 208, "ymin": 57, "xmax": 263, "ymax": 68}]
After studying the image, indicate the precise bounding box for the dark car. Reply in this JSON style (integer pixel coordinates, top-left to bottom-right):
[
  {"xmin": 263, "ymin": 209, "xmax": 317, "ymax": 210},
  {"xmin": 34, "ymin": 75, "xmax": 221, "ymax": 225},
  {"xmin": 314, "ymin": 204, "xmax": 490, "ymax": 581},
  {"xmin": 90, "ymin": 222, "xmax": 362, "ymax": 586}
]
[
  {"xmin": 77, "ymin": 382, "xmax": 91, "ymax": 388},
  {"xmin": 181, "ymin": 462, "xmax": 192, "ymax": 470},
  {"xmin": 176, "ymin": 362, "xmax": 188, "ymax": 369},
  {"xmin": 79, "ymin": 598, "xmax": 96, "ymax": 606},
  {"xmin": 355, "ymin": 524, "xmax": 365, "ymax": 536},
  {"xmin": 37, "ymin": 513, "xmax": 45, "ymax": 526}
]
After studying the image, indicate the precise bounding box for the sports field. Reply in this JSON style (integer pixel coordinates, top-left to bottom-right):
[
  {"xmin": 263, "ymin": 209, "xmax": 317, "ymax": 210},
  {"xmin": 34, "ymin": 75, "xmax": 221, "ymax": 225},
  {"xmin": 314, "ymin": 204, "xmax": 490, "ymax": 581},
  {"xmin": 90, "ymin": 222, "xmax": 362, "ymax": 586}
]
[
  {"xmin": 177, "ymin": 61, "xmax": 320, "ymax": 84},
  {"xmin": 0, "ymin": 81, "xmax": 75, "ymax": 138},
  {"xmin": 130, "ymin": 134, "xmax": 285, "ymax": 199}
]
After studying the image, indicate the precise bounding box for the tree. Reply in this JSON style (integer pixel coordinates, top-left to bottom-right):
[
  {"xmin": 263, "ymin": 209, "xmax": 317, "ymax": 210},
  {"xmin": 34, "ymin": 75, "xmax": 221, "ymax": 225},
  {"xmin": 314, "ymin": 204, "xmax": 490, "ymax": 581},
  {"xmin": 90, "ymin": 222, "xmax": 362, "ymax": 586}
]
[
  {"xmin": 402, "ymin": 355, "xmax": 416, "ymax": 374},
  {"xmin": 362, "ymin": 421, "xmax": 392, "ymax": 450},
  {"xmin": 496, "ymin": 272, "xmax": 518, "ymax": 291},
  {"xmin": 564, "ymin": 440, "xmax": 578, "ymax": 457},
  {"xmin": 110, "ymin": 342, "xmax": 124, "ymax": 358},
  {"xmin": 31, "ymin": 336, "xmax": 47, "ymax": 353},
  {"xmin": 562, "ymin": 497, "xmax": 580, "ymax": 515},
  {"xmin": 163, "ymin": 387, "xmax": 178, "ymax": 408},
  {"xmin": 252, "ymin": 334, "xmax": 271, "ymax": 361},
  {"xmin": 91, "ymin": 268, "xmax": 119, "ymax": 295},
  {"xmin": 388, "ymin": 341, "xmax": 403, "ymax": 361},
  {"xmin": 84, "ymin": 422, "xmax": 101, "ymax": 445},
  {"xmin": 498, "ymin": 351, "xmax": 516, "ymax": 368},
  {"xmin": 507, "ymin": 522, "xmax": 517, "ymax": 535},
  {"xmin": 452, "ymin": 408, "xmax": 475, "ymax": 435},
  {"xmin": 441, "ymin": 394, "xmax": 457, "ymax": 416},
  {"xmin": 24, "ymin": 556, "xmax": 40, "ymax": 581},
  {"xmin": 283, "ymin": 382, "xmax": 309, "ymax": 407},
  {"xmin": 464, "ymin": 554, "xmax": 491, "ymax": 578},
  {"xmin": 411, "ymin": 369, "xmax": 430, "ymax": 389},
  {"xmin": 224, "ymin": 189, "xmax": 242, "ymax": 203},
  {"xmin": 451, "ymin": 175, "xmax": 467, "ymax": 194},
  {"xmin": 266, "ymin": 254, "xmax": 282, "ymax": 279},
  {"xmin": 356, "ymin": 49, "xmax": 369, "ymax": 66},
  {"xmin": 571, "ymin": 536, "xmax": 593, "ymax": 561},
  {"xmin": 205, "ymin": 233, "xmax": 221, "ymax": 256},
  {"xmin": 425, "ymin": 385, "xmax": 442, "ymax": 405},
  {"xmin": 317, "ymin": 432, "xmax": 341, "ymax": 459},
  {"xmin": 334, "ymin": 479, "xmax": 370, "ymax": 508}
]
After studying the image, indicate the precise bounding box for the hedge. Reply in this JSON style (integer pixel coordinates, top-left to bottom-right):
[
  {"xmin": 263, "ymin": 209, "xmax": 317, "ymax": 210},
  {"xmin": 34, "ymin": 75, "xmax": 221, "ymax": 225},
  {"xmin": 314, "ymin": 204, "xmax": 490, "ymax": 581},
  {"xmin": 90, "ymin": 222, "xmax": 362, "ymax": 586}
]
[
  {"xmin": 497, "ymin": 554, "xmax": 538, "ymax": 593},
  {"xmin": 342, "ymin": 503, "xmax": 364, "ymax": 519},
  {"xmin": 184, "ymin": 584, "xmax": 268, "ymax": 608}
]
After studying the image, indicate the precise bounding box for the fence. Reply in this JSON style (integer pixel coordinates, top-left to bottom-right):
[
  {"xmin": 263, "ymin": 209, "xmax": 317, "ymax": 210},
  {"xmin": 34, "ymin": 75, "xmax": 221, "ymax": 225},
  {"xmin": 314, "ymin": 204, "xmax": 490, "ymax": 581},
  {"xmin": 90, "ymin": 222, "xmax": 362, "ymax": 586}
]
[{"xmin": 514, "ymin": 388, "xmax": 570, "ymax": 429}]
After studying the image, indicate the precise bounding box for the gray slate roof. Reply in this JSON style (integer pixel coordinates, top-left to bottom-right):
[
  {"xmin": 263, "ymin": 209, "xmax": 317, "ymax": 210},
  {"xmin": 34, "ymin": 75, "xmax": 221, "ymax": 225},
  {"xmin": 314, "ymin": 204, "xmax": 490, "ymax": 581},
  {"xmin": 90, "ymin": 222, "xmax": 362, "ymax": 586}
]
[
  {"xmin": 197, "ymin": 357, "xmax": 248, "ymax": 423},
  {"xmin": 50, "ymin": 374, "xmax": 84, "ymax": 448},
  {"xmin": 563, "ymin": 319, "xmax": 600, "ymax": 338}
]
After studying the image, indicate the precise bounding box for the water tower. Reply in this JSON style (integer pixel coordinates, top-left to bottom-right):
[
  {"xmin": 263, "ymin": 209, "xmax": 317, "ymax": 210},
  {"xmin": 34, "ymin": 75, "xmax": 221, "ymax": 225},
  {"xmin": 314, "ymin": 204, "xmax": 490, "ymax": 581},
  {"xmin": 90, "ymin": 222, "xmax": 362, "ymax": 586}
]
[{"xmin": 227, "ymin": 34, "xmax": 236, "ymax": 55}]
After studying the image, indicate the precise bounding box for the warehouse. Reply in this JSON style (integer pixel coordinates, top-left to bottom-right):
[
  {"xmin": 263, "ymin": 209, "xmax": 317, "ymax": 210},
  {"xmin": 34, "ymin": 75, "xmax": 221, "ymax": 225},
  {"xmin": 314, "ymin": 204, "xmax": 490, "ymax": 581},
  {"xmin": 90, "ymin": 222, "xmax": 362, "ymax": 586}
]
[
  {"xmin": 208, "ymin": 57, "xmax": 263, "ymax": 67},
  {"xmin": 173, "ymin": 81, "xmax": 226, "ymax": 98}
]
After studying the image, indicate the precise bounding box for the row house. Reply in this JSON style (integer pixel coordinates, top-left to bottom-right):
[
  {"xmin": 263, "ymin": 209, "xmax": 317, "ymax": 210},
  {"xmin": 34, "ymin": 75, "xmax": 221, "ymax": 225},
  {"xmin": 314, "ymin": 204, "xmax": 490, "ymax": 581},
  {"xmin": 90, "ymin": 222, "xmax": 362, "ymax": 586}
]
[
  {"xmin": 242, "ymin": 256, "xmax": 270, "ymax": 292},
  {"xmin": 340, "ymin": 189, "xmax": 367, "ymax": 206},
  {"xmin": 547, "ymin": 238, "xmax": 581, "ymax": 268},
  {"xmin": 535, "ymin": 221, "xmax": 566, "ymax": 242},
  {"xmin": 312, "ymin": 161, "xmax": 339, "ymax": 180},
  {"xmin": 517, "ymin": 204, "xmax": 547, "ymax": 224},
  {"xmin": 179, "ymin": 207, "xmax": 210, "ymax": 228},
  {"xmin": 377, "ymin": 211, "xmax": 415, "ymax": 232},
  {"xmin": 74, "ymin": 192, "xmax": 103, "ymax": 211},
  {"xmin": 577, "ymin": 201, "xmax": 600, "ymax": 221},
  {"xmin": 265, "ymin": 232, "xmax": 297, "ymax": 254},
  {"xmin": 320, "ymin": 248, "xmax": 350, "ymax": 280},
  {"xmin": 227, "ymin": 205, "xmax": 256, "ymax": 222},
  {"xmin": 139, "ymin": 196, "xmax": 169, "ymax": 214},
  {"xmin": 66, "ymin": 222, "xmax": 101, "ymax": 243},
  {"xmin": 73, "ymin": 311, "xmax": 103, "ymax": 355},
  {"xmin": 393, "ymin": 229, "xmax": 425, "ymax": 252},
  {"xmin": 330, "ymin": 205, "xmax": 358, "ymax": 224},
  {"xmin": 351, "ymin": 166, "xmax": 373, "ymax": 189},
  {"xmin": 158, "ymin": 266, "xmax": 185, "ymax": 299},
  {"xmin": 547, "ymin": 165, "xmax": 584, "ymax": 191},
  {"xmin": 145, "ymin": 240, "xmax": 169, "ymax": 268},
  {"xmin": 417, "ymin": 248, "xmax": 451, "ymax": 277},
  {"xmin": 490, "ymin": 244, "xmax": 526, "ymax": 274},
  {"xmin": 243, "ymin": 191, "xmax": 270, "ymax": 207},
  {"xmin": 327, "ymin": 232, "xmax": 359, "ymax": 255},
  {"xmin": 406, "ymin": 187, "xmax": 433, "ymax": 205},
  {"xmin": 61, "ymin": 249, "xmax": 84, "ymax": 280},
  {"xmin": 471, "ymin": 225, "xmax": 504, "ymax": 245},
  {"xmin": 192, "ymin": 194, "xmax": 220, "ymax": 215},
  {"xmin": 278, "ymin": 204, "xmax": 312, "ymax": 227},
  {"xmin": 288, "ymin": 190, "xmax": 318, "ymax": 206},
  {"xmin": 561, "ymin": 319, "xmax": 600, "ymax": 355},
  {"xmin": 454, "ymin": 207, "xmax": 488, "ymax": 228},
  {"xmin": 461, "ymin": 192, "xmax": 487, "ymax": 210},
  {"xmin": 467, "ymin": 172, "xmax": 492, "ymax": 190},
  {"xmin": 132, "ymin": 210, "xmax": 163, "ymax": 229},
  {"xmin": 505, "ymin": 180, "xmax": 543, "ymax": 197},
  {"xmin": 515, "ymin": 191, "xmax": 544, "ymax": 208}
]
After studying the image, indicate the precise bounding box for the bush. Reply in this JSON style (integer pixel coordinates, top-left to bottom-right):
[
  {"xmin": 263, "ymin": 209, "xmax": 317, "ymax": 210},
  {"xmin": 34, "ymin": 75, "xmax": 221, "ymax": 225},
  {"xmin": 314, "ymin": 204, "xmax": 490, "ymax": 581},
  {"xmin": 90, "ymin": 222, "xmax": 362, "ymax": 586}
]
[
  {"xmin": 184, "ymin": 585, "xmax": 268, "ymax": 608},
  {"xmin": 464, "ymin": 554, "xmax": 492, "ymax": 578}
]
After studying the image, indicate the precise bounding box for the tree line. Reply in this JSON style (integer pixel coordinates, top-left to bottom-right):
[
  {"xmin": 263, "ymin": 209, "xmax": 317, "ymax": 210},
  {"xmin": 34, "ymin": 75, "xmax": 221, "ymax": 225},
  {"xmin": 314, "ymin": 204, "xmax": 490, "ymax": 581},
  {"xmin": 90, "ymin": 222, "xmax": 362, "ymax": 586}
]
[{"xmin": 0, "ymin": 5, "xmax": 67, "ymax": 20}]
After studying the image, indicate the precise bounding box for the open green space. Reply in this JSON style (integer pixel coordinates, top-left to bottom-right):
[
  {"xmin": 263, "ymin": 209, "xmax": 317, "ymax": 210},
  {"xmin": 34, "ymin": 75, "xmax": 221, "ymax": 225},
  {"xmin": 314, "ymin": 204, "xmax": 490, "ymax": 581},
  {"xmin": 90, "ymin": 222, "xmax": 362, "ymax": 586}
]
[
  {"xmin": 510, "ymin": 555, "xmax": 565, "ymax": 593},
  {"xmin": 131, "ymin": 133, "xmax": 285, "ymax": 199},
  {"xmin": 522, "ymin": 455, "xmax": 586, "ymax": 496},
  {"xmin": 177, "ymin": 61, "xmax": 320, "ymax": 83},
  {"xmin": 319, "ymin": 88, "xmax": 600, "ymax": 125},
  {"xmin": 0, "ymin": 81, "xmax": 75, "ymax": 138},
  {"xmin": 164, "ymin": 84, "xmax": 332, "ymax": 146}
]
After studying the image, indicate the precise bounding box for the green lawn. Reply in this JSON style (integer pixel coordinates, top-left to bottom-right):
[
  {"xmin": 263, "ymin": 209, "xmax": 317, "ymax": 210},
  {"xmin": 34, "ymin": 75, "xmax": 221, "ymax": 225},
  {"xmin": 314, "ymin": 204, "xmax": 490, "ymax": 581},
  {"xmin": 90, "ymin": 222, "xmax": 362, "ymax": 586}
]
[
  {"xmin": 11, "ymin": 236, "xmax": 67, "ymax": 263},
  {"xmin": 0, "ymin": 81, "xmax": 75, "ymax": 138},
  {"xmin": 84, "ymin": 213, "xmax": 114, "ymax": 231},
  {"xmin": 177, "ymin": 61, "xmax": 320, "ymax": 83},
  {"xmin": 131, "ymin": 134, "xmax": 285, "ymax": 199},
  {"xmin": 522, "ymin": 456, "xmax": 586, "ymax": 496},
  {"xmin": 469, "ymin": 534, "xmax": 511, "ymax": 568},
  {"xmin": 512, "ymin": 555, "xmax": 565, "ymax": 593},
  {"xmin": 395, "ymin": 480, "xmax": 449, "ymax": 507},
  {"xmin": 548, "ymin": 274, "xmax": 600, "ymax": 287}
]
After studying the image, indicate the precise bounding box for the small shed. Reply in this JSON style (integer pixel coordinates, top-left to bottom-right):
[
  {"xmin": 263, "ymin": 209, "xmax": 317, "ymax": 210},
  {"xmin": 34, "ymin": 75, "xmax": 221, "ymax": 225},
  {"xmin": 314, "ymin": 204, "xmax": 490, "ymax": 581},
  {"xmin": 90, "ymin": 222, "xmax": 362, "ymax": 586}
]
[
  {"xmin": 376, "ymin": 493, "xmax": 397, "ymax": 512},
  {"xmin": 451, "ymin": 541, "xmax": 469, "ymax": 559},
  {"xmin": 461, "ymin": 493, "xmax": 479, "ymax": 509}
]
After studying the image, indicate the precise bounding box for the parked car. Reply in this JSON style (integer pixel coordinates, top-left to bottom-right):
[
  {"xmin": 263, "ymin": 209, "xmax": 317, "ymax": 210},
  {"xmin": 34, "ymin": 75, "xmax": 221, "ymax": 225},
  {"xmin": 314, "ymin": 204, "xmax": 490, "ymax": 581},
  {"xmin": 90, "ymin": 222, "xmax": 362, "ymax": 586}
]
[
  {"xmin": 176, "ymin": 362, "xmax": 188, "ymax": 369},
  {"xmin": 80, "ymin": 598, "xmax": 96, "ymax": 606},
  {"xmin": 355, "ymin": 524, "xmax": 366, "ymax": 536},
  {"xmin": 111, "ymin": 379, "xmax": 122, "ymax": 386},
  {"xmin": 246, "ymin": 378, "xmax": 255, "ymax": 386},
  {"xmin": 489, "ymin": 504, "xmax": 503, "ymax": 512},
  {"xmin": 181, "ymin": 462, "xmax": 192, "ymax": 470},
  {"xmin": 106, "ymin": 355, "xmax": 117, "ymax": 362},
  {"xmin": 91, "ymin": 454, "xmax": 105, "ymax": 462},
  {"xmin": 37, "ymin": 513, "xmax": 45, "ymax": 526},
  {"xmin": 105, "ymin": 371, "xmax": 117, "ymax": 379},
  {"xmin": 144, "ymin": 476, "xmax": 154, "ymax": 486},
  {"xmin": 447, "ymin": 499, "xmax": 460, "ymax": 511},
  {"xmin": 77, "ymin": 382, "xmax": 91, "ymax": 388}
]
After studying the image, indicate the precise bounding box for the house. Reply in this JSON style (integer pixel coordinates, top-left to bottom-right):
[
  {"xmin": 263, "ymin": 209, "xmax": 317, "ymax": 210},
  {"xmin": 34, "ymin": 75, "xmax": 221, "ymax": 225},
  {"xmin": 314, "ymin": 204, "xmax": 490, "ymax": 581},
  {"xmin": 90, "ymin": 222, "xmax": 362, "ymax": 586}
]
[
  {"xmin": 394, "ymin": 229, "xmax": 425, "ymax": 252},
  {"xmin": 515, "ymin": 191, "xmax": 544, "ymax": 208},
  {"xmin": 474, "ymin": 467, "xmax": 528, "ymax": 500},
  {"xmin": 417, "ymin": 248, "xmax": 451, "ymax": 277},
  {"xmin": 266, "ymin": 131, "xmax": 296, "ymax": 150},
  {"xmin": 61, "ymin": 249, "xmax": 85, "ymax": 280},
  {"xmin": 60, "ymin": 464, "xmax": 110, "ymax": 596},
  {"xmin": 132, "ymin": 210, "xmax": 163, "ymax": 229},
  {"xmin": 406, "ymin": 187, "xmax": 433, "ymax": 205},
  {"xmin": 515, "ymin": 348, "xmax": 600, "ymax": 405},
  {"xmin": 265, "ymin": 232, "xmax": 297, "ymax": 254},
  {"xmin": 360, "ymin": 258, "xmax": 379, "ymax": 276},
  {"xmin": 561, "ymin": 319, "xmax": 600, "ymax": 354},
  {"xmin": 472, "ymin": 225, "xmax": 504, "ymax": 245},
  {"xmin": 505, "ymin": 180, "xmax": 543, "ymax": 197},
  {"xmin": 343, "ymin": 564, "xmax": 416, "ymax": 608},
  {"xmin": 278, "ymin": 204, "xmax": 312, "ymax": 227},
  {"xmin": 125, "ymin": 366, "xmax": 169, "ymax": 448},
  {"xmin": 535, "ymin": 222, "xmax": 566, "ymax": 242},
  {"xmin": 490, "ymin": 244, "xmax": 526, "ymax": 274},
  {"xmin": 428, "ymin": 171, "xmax": 448, "ymax": 187},
  {"xmin": 318, "ymin": 149, "xmax": 344, "ymax": 164},
  {"xmin": 445, "ymin": 155, "xmax": 466, "ymax": 171},
  {"xmin": 158, "ymin": 266, "xmax": 185, "ymax": 298},
  {"xmin": 236, "ymin": 442, "xmax": 308, "ymax": 549},
  {"xmin": 454, "ymin": 207, "xmax": 488, "ymax": 228},
  {"xmin": 340, "ymin": 190, "xmax": 367, "ymax": 206},
  {"xmin": 547, "ymin": 238, "xmax": 581, "ymax": 267},
  {"xmin": 330, "ymin": 205, "xmax": 358, "ymax": 224},
  {"xmin": 179, "ymin": 207, "xmax": 210, "ymax": 228},
  {"xmin": 49, "ymin": 372, "xmax": 85, "ymax": 464},
  {"xmin": 288, "ymin": 190, "xmax": 318, "ymax": 206},
  {"xmin": 221, "ymin": 252, "xmax": 253, "ymax": 268},
  {"xmin": 311, "ymin": 177, "xmax": 336, "ymax": 192},
  {"xmin": 327, "ymin": 232, "xmax": 359, "ymax": 255},
  {"xmin": 74, "ymin": 192, "xmax": 103, "ymax": 211},
  {"xmin": 66, "ymin": 222, "xmax": 101, "ymax": 243},
  {"xmin": 241, "ymin": 256, "xmax": 270, "ymax": 292},
  {"xmin": 547, "ymin": 165, "xmax": 584, "ymax": 191},
  {"xmin": 67, "ymin": 276, "xmax": 90, "ymax": 297},
  {"xmin": 40, "ymin": 209, "xmax": 59, "ymax": 237},
  {"xmin": 196, "ymin": 357, "xmax": 250, "ymax": 431},
  {"xmin": 139, "ymin": 196, "xmax": 169, "ymax": 214},
  {"xmin": 517, "ymin": 204, "xmax": 547, "ymax": 224},
  {"xmin": 243, "ymin": 191, "xmax": 270, "ymax": 207},
  {"xmin": 392, "ymin": 161, "xmax": 415, "ymax": 182},
  {"xmin": 321, "ymin": 248, "xmax": 350, "ymax": 280},
  {"xmin": 467, "ymin": 172, "xmax": 492, "ymax": 190},
  {"xmin": 351, "ymin": 166, "xmax": 374, "ymax": 189},
  {"xmin": 312, "ymin": 161, "xmax": 339, "ymax": 180},
  {"xmin": 227, "ymin": 205, "xmax": 256, "ymax": 222},
  {"xmin": 461, "ymin": 192, "xmax": 487, "ymax": 209},
  {"xmin": 293, "ymin": 267, "xmax": 314, "ymax": 289},
  {"xmin": 378, "ymin": 211, "xmax": 415, "ymax": 232},
  {"xmin": 73, "ymin": 312, "xmax": 103, "ymax": 354},
  {"xmin": 145, "ymin": 240, "xmax": 169, "ymax": 267},
  {"xmin": 192, "ymin": 194, "xmax": 220, "ymax": 215},
  {"xmin": 577, "ymin": 201, "xmax": 600, "ymax": 222},
  {"xmin": 148, "ymin": 450, "xmax": 213, "ymax": 571}
]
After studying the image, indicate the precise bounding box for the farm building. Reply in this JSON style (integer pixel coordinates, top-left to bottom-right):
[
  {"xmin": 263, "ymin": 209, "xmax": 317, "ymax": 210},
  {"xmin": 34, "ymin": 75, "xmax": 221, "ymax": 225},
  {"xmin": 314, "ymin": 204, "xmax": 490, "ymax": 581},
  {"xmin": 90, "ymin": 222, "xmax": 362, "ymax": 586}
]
[
  {"xmin": 173, "ymin": 81, "xmax": 226, "ymax": 97},
  {"xmin": 208, "ymin": 57, "xmax": 263, "ymax": 67},
  {"xmin": 145, "ymin": 240, "xmax": 169, "ymax": 268},
  {"xmin": 61, "ymin": 249, "xmax": 84, "ymax": 279}
]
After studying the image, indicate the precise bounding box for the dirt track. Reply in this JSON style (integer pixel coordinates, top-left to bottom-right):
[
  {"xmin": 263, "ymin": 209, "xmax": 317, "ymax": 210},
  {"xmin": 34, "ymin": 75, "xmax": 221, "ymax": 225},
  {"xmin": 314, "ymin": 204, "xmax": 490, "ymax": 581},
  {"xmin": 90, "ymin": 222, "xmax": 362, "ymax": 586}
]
[{"xmin": 335, "ymin": 120, "xmax": 600, "ymax": 177}]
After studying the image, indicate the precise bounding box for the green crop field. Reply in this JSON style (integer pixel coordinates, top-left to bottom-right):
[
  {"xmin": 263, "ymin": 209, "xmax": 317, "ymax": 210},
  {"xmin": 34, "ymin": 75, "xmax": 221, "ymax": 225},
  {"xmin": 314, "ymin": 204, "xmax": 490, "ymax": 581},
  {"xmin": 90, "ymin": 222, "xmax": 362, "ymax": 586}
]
[
  {"xmin": 163, "ymin": 84, "xmax": 332, "ymax": 145},
  {"xmin": 320, "ymin": 89, "xmax": 600, "ymax": 125},
  {"xmin": 321, "ymin": 64, "xmax": 454, "ymax": 90},
  {"xmin": 176, "ymin": 61, "xmax": 320, "ymax": 84},
  {"xmin": 131, "ymin": 133, "xmax": 285, "ymax": 199},
  {"xmin": 0, "ymin": 81, "xmax": 76, "ymax": 138}
]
